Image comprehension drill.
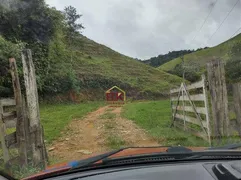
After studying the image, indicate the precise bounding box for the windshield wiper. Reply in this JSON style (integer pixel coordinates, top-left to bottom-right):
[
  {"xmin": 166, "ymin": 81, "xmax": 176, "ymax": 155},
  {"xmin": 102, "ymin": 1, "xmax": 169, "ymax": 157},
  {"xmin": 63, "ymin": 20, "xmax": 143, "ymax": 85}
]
[
  {"xmin": 208, "ymin": 143, "xmax": 241, "ymax": 150},
  {"xmin": 71, "ymin": 146, "xmax": 172, "ymax": 170},
  {"xmin": 70, "ymin": 148, "xmax": 125, "ymax": 169}
]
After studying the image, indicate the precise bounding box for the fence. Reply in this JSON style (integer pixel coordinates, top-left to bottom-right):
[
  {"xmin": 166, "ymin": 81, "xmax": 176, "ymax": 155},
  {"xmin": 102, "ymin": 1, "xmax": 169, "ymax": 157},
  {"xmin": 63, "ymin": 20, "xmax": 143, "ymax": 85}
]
[
  {"xmin": 170, "ymin": 59, "xmax": 241, "ymax": 146},
  {"xmin": 170, "ymin": 75, "xmax": 211, "ymax": 145},
  {"xmin": 0, "ymin": 49, "xmax": 47, "ymax": 169},
  {"xmin": 0, "ymin": 98, "xmax": 17, "ymax": 163},
  {"xmin": 233, "ymin": 83, "xmax": 241, "ymax": 137}
]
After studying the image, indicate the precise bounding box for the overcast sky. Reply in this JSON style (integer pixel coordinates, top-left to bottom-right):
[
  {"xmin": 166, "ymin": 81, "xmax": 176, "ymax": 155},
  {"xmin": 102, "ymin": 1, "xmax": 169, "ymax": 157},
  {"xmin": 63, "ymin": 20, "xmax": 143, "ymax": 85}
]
[{"xmin": 46, "ymin": 0, "xmax": 241, "ymax": 59}]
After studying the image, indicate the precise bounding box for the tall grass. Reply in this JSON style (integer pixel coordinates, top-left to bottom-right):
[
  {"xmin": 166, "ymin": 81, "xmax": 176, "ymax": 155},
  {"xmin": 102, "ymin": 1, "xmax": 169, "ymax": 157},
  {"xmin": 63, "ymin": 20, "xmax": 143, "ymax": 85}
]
[{"xmin": 122, "ymin": 100, "xmax": 208, "ymax": 147}]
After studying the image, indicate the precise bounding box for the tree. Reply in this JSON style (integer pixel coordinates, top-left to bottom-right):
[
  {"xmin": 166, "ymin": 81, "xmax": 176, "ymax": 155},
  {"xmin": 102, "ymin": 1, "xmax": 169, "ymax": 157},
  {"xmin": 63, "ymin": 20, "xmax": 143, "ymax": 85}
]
[
  {"xmin": 64, "ymin": 6, "xmax": 84, "ymax": 42},
  {"xmin": 169, "ymin": 62, "xmax": 201, "ymax": 82},
  {"xmin": 0, "ymin": 0, "xmax": 57, "ymax": 44},
  {"xmin": 0, "ymin": 1, "xmax": 82, "ymax": 96},
  {"xmin": 0, "ymin": 36, "xmax": 24, "ymax": 97}
]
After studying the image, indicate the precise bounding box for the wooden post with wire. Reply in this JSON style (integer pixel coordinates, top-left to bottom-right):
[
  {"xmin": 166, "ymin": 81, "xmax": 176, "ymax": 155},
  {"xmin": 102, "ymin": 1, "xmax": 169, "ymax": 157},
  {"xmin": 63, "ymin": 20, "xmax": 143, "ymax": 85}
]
[
  {"xmin": 9, "ymin": 58, "xmax": 28, "ymax": 166},
  {"xmin": 181, "ymin": 56, "xmax": 186, "ymax": 130},
  {"xmin": 207, "ymin": 59, "xmax": 229, "ymax": 144},
  {"xmin": 233, "ymin": 83, "xmax": 241, "ymax": 137},
  {"xmin": 21, "ymin": 49, "xmax": 47, "ymax": 167}
]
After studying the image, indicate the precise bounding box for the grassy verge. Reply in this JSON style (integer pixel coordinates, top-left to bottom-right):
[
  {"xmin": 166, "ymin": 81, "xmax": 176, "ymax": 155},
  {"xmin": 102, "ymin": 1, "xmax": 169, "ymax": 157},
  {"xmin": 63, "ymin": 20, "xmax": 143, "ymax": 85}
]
[
  {"xmin": 122, "ymin": 100, "xmax": 208, "ymax": 147},
  {"xmin": 8, "ymin": 164, "xmax": 43, "ymax": 179},
  {"xmin": 106, "ymin": 136, "xmax": 126, "ymax": 149},
  {"xmin": 40, "ymin": 102, "xmax": 104, "ymax": 144},
  {"xmin": 101, "ymin": 112, "xmax": 127, "ymax": 149}
]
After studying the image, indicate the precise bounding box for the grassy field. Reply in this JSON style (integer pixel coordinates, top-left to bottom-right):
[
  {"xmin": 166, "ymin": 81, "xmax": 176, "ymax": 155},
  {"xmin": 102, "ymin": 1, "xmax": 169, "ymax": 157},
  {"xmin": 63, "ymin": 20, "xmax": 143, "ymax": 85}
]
[
  {"xmin": 122, "ymin": 100, "xmax": 209, "ymax": 147},
  {"xmin": 159, "ymin": 33, "xmax": 241, "ymax": 73},
  {"xmin": 40, "ymin": 102, "xmax": 104, "ymax": 144}
]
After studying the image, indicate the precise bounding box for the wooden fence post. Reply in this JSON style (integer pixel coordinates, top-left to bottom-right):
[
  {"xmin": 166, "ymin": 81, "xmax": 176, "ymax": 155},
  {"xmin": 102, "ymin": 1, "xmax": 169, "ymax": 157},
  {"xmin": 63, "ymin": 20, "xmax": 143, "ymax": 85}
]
[
  {"xmin": 232, "ymin": 83, "xmax": 241, "ymax": 137},
  {"xmin": 21, "ymin": 49, "xmax": 47, "ymax": 167},
  {"xmin": 182, "ymin": 88, "xmax": 186, "ymax": 130},
  {"xmin": 0, "ymin": 102, "xmax": 10, "ymax": 163},
  {"xmin": 9, "ymin": 58, "xmax": 28, "ymax": 166},
  {"xmin": 202, "ymin": 75, "xmax": 211, "ymax": 146},
  {"xmin": 207, "ymin": 60, "xmax": 229, "ymax": 144}
]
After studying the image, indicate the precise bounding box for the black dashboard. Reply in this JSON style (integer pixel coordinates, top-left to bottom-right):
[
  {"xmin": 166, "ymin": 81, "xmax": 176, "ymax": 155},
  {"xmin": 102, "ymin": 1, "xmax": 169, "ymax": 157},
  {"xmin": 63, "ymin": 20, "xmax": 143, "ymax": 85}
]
[{"xmin": 46, "ymin": 160, "xmax": 241, "ymax": 180}]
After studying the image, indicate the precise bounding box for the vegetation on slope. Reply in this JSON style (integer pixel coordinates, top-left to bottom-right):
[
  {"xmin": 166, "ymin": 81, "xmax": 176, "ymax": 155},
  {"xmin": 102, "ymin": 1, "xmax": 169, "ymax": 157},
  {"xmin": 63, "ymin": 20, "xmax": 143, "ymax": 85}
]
[
  {"xmin": 0, "ymin": 0, "xmax": 183, "ymax": 101},
  {"xmin": 159, "ymin": 33, "xmax": 241, "ymax": 82},
  {"xmin": 67, "ymin": 35, "xmax": 184, "ymax": 100}
]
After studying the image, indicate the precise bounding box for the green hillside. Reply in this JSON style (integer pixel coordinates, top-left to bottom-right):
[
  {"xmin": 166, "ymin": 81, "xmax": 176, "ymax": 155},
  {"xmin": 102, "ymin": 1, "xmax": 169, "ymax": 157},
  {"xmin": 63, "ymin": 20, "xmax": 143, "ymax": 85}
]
[
  {"xmin": 159, "ymin": 33, "xmax": 241, "ymax": 82},
  {"xmin": 67, "ymin": 35, "xmax": 184, "ymax": 100}
]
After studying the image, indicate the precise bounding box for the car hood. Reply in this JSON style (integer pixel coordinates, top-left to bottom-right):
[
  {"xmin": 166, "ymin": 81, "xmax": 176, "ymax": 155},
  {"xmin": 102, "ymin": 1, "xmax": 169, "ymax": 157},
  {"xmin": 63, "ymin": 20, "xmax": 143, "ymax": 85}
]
[{"xmin": 23, "ymin": 147, "xmax": 206, "ymax": 180}]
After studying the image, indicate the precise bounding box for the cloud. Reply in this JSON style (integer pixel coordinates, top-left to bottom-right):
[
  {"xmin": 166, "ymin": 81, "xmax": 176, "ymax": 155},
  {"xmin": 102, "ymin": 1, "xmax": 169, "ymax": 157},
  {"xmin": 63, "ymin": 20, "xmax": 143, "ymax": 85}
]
[{"xmin": 45, "ymin": 0, "xmax": 241, "ymax": 59}]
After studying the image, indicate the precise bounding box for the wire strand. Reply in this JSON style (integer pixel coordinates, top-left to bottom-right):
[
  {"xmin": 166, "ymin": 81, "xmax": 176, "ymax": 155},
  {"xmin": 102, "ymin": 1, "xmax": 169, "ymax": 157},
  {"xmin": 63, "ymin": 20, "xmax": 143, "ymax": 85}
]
[
  {"xmin": 207, "ymin": 0, "xmax": 240, "ymax": 43},
  {"xmin": 191, "ymin": 0, "xmax": 218, "ymax": 42}
]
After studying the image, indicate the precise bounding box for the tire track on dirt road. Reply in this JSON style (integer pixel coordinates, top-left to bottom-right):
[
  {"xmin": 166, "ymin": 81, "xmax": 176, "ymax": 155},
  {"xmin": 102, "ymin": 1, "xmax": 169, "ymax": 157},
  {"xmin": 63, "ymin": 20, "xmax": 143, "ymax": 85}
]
[{"xmin": 48, "ymin": 106, "xmax": 159, "ymax": 162}]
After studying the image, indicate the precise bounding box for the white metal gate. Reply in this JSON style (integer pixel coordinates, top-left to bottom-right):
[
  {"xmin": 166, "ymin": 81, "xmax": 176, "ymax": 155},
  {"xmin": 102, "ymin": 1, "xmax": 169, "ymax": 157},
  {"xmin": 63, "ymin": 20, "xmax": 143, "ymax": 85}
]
[{"xmin": 170, "ymin": 75, "xmax": 211, "ymax": 145}]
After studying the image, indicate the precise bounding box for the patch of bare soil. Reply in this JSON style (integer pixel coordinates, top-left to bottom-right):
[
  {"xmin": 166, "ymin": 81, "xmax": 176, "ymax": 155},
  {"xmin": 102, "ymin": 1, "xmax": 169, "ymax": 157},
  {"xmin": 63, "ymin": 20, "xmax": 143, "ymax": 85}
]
[
  {"xmin": 110, "ymin": 107, "xmax": 159, "ymax": 147},
  {"xmin": 48, "ymin": 106, "xmax": 159, "ymax": 162}
]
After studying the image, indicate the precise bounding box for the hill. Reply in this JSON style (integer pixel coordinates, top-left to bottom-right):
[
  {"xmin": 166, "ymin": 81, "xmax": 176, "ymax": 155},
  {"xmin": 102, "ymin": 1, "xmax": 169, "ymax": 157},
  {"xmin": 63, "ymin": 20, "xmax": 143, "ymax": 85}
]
[
  {"xmin": 142, "ymin": 48, "xmax": 208, "ymax": 67},
  {"xmin": 158, "ymin": 33, "xmax": 241, "ymax": 82},
  {"xmin": 65, "ymin": 35, "xmax": 184, "ymax": 101}
]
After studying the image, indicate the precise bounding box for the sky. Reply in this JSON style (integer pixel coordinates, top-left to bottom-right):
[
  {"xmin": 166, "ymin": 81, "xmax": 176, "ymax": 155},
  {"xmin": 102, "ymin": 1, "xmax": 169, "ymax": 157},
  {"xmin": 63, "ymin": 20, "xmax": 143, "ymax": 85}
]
[{"xmin": 46, "ymin": 0, "xmax": 241, "ymax": 59}]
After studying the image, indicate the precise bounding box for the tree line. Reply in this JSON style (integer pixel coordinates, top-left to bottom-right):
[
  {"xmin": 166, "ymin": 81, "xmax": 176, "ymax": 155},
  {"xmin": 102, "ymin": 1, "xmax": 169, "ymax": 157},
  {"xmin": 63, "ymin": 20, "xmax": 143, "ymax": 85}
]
[{"xmin": 142, "ymin": 48, "xmax": 208, "ymax": 67}]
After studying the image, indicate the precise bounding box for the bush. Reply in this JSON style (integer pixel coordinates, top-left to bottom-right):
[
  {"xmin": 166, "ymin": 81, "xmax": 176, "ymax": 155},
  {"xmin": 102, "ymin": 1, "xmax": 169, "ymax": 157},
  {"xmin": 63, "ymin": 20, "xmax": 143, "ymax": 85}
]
[
  {"xmin": 169, "ymin": 62, "xmax": 200, "ymax": 82},
  {"xmin": 226, "ymin": 43, "xmax": 241, "ymax": 83},
  {"xmin": 226, "ymin": 59, "xmax": 241, "ymax": 83},
  {"xmin": 0, "ymin": 36, "xmax": 25, "ymax": 96}
]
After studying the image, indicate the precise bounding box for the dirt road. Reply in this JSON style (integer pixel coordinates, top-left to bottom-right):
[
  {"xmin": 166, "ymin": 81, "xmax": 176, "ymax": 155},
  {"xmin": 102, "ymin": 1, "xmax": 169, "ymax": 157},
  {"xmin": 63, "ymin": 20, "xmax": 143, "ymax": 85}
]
[{"xmin": 48, "ymin": 106, "xmax": 159, "ymax": 162}]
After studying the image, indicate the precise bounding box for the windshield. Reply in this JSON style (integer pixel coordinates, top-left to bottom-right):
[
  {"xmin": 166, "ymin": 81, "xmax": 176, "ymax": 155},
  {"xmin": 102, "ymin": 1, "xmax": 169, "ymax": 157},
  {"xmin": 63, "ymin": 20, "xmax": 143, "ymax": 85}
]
[{"xmin": 0, "ymin": 0, "xmax": 241, "ymax": 179}]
